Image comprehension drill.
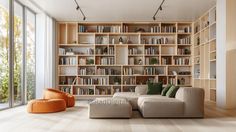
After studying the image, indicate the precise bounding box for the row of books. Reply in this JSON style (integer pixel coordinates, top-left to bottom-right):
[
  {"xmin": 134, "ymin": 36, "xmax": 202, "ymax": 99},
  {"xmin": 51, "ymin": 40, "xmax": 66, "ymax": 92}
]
[
  {"xmin": 60, "ymin": 57, "xmax": 77, "ymax": 65},
  {"xmin": 177, "ymin": 48, "xmax": 190, "ymax": 55},
  {"xmin": 78, "ymin": 25, "xmax": 87, "ymax": 32},
  {"xmin": 95, "ymin": 89, "xmax": 111, "ymax": 95},
  {"xmin": 178, "ymin": 36, "xmax": 191, "ymax": 44},
  {"xmin": 150, "ymin": 26, "xmax": 161, "ymax": 33},
  {"xmin": 145, "ymin": 47, "xmax": 159, "ymax": 55},
  {"xmin": 129, "ymin": 57, "xmax": 142, "ymax": 65},
  {"xmin": 141, "ymin": 37, "xmax": 169, "ymax": 44},
  {"xmin": 74, "ymin": 77, "xmax": 108, "ymax": 85},
  {"xmin": 96, "ymin": 68, "xmax": 117, "ymax": 75},
  {"xmin": 60, "ymin": 87, "xmax": 72, "ymax": 94},
  {"xmin": 97, "ymin": 26, "xmax": 121, "ymax": 33},
  {"xmin": 79, "ymin": 58, "xmax": 87, "ymax": 65},
  {"xmin": 143, "ymin": 67, "xmax": 160, "ymax": 75},
  {"xmin": 169, "ymin": 78, "xmax": 176, "ymax": 85},
  {"xmin": 59, "ymin": 48, "xmax": 66, "ymax": 55},
  {"xmin": 96, "ymin": 47, "xmax": 114, "ymax": 55},
  {"xmin": 78, "ymin": 68, "xmax": 94, "ymax": 75},
  {"xmin": 128, "ymin": 48, "xmax": 139, "ymax": 55},
  {"xmin": 77, "ymin": 88, "xmax": 94, "ymax": 95},
  {"xmin": 123, "ymin": 67, "xmax": 134, "ymax": 75},
  {"xmin": 161, "ymin": 57, "xmax": 172, "ymax": 65},
  {"xmin": 60, "ymin": 67, "xmax": 77, "ymax": 75},
  {"xmin": 162, "ymin": 26, "xmax": 176, "ymax": 33},
  {"xmin": 96, "ymin": 36, "xmax": 109, "ymax": 44},
  {"xmin": 100, "ymin": 57, "xmax": 115, "ymax": 65},
  {"xmin": 59, "ymin": 77, "xmax": 75, "ymax": 85},
  {"xmin": 174, "ymin": 58, "xmax": 190, "ymax": 65},
  {"xmin": 123, "ymin": 77, "xmax": 136, "ymax": 85},
  {"xmin": 178, "ymin": 26, "xmax": 192, "ymax": 33}
]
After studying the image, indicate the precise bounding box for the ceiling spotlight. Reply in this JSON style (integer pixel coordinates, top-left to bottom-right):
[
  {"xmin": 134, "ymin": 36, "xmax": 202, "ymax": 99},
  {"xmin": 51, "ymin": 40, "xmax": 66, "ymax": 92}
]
[
  {"xmin": 74, "ymin": 0, "xmax": 87, "ymax": 21},
  {"xmin": 76, "ymin": 6, "xmax": 80, "ymax": 10},
  {"xmin": 153, "ymin": 16, "xmax": 156, "ymax": 20},
  {"xmin": 152, "ymin": 0, "xmax": 165, "ymax": 21}
]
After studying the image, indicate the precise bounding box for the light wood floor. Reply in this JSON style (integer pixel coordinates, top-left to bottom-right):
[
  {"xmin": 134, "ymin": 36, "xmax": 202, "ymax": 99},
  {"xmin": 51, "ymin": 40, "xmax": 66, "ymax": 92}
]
[{"xmin": 1, "ymin": 101, "xmax": 236, "ymax": 132}]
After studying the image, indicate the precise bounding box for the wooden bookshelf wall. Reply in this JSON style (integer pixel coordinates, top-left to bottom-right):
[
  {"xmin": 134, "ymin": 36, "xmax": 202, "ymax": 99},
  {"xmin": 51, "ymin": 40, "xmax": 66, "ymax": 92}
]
[
  {"xmin": 193, "ymin": 6, "xmax": 216, "ymax": 102},
  {"xmin": 56, "ymin": 22, "xmax": 193, "ymax": 98}
]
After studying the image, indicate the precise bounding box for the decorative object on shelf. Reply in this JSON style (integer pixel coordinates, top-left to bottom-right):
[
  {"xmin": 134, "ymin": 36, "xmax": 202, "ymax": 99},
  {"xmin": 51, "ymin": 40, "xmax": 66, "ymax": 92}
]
[
  {"xmin": 114, "ymin": 76, "xmax": 121, "ymax": 85},
  {"xmin": 111, "ymin": 38, "xmax": 115, "ymax": 44},
  {"xmin": 135, "ymin": 28, "xmax": 145, "ymax": 32},
  {"xmin": 178, "ymin": 78, "xmax": 185, "ymax": 85},
  {"xmin": 184, "ymin": 48, "xmax": 191, "ymax": 54},
  {"xmin": 172, "ymin": 71, "xmax": 177, "ymax": 75},
  {"xmin": 126, "ymin": 37, "xmax": 132, "ymax": 44},
  {"xmin": 138, "ymin": 59, "xmax": 142, "ymax": 65},
  {"xmin": 103, "ymin": 47, "xmax": 108, "ymax": 54},
  {"xmin": 66, "ymin": 48, "xmax": 74, "ymax": 55},
  {"xmin": 197, "ymin": 37, "xmax": 200, "ymax": 45},
  {"xmin": 150, "ymin": 58, "xmax": 158, "ymax": 65},
  {"xmin": 119, "ymin": 37, "xmax": 123, "ymax": 44}
]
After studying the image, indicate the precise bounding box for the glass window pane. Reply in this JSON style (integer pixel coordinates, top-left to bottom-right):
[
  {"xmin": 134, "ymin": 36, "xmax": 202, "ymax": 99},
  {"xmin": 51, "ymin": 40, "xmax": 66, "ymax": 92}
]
[
  {"xmin": 26, "ymin": 10, "xmax": 36, "ymax": 101},
  {"xmin": 14, "ymin": 2, "xmax": 23, "ymax": 106},
  {"xmin": 0, "ymin": 0, "xmax": 10, "ymax": 109}
]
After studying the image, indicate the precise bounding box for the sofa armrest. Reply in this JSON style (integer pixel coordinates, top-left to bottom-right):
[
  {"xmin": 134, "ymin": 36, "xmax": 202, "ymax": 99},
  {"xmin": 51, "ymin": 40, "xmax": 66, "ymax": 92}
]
[{"xmin": 175, "ymin": 87, "xmax": 205, "ymax": 117}]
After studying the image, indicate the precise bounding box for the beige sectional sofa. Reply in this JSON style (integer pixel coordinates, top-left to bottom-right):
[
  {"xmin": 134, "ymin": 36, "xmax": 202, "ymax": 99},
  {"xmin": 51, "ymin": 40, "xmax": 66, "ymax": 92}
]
[{"xmin": 113, "ymin": 87, "xmax": 204, "ymax": 118}]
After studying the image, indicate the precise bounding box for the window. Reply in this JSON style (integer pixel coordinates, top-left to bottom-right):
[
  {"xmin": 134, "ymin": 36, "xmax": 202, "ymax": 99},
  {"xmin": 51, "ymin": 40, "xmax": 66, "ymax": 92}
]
[
  {"xmin": 0, "ymin": 0, "xmax": 10, "ymax": 110},
  {"xmin": 26, "ymin": 9, "xmax": 36, "ymax": 101},
  {"xmin": 14, "ymin": 1, "xmax": 23, "ymax": 106},
  {"xmin": 0, "ymin": 1, "xmax": 36, "ymax": 110}
]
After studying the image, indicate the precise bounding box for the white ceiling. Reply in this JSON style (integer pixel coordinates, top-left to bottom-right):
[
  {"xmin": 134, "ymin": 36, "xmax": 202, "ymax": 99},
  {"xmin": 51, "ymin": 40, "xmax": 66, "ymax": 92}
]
[{"xmin": 30, "ymin": 0, "xmax": 216, "ymax": 22}]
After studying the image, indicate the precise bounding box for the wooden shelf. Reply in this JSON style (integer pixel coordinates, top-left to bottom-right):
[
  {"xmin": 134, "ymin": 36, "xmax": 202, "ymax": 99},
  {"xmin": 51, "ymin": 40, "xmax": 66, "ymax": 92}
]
[
  {"xmin": 57, "ymin": 21, "xmax": 193, "ymax": 97},
  {"xmin": 193, "ymin": 6, "xmax": 217, "ymax": 102}
]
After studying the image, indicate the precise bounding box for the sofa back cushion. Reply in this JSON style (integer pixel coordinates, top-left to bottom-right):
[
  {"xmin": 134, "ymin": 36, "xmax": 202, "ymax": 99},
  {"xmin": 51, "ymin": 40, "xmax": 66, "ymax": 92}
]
[
  {"xmin": 147, "ymin": 82, "xmax": 163, "ymax": 95},
  {"xmin": 166, "ymin": 85, "xmax": 180, "ymax": 98},
  {"xmin": 161, "ymin": 84, "xmax": 172, "ymax": 96},
  {"xmin": 135, "ymin": 85, "xmax": 148, "ymax": 95}
]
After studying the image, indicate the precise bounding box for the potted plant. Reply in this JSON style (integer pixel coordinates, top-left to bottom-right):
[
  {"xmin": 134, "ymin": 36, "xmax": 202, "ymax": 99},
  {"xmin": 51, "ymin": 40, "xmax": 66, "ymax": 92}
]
[
  {"xmin": 114, "ymin": 76, "xmax": 121, "ymax": 85},
  {"xmin": 87, "ymin": 59, "xmax": 94, "ymax": 65},
  {"xmin": 150, "ymin": 58, "xmax": 158, "ymax": 65}
]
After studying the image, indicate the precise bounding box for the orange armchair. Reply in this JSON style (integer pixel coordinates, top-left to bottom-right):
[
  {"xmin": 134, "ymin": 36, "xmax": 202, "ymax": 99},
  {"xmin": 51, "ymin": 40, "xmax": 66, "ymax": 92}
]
[{"xmin": 43, "ymin": 88, "xmax": 75, "ymax": 107}]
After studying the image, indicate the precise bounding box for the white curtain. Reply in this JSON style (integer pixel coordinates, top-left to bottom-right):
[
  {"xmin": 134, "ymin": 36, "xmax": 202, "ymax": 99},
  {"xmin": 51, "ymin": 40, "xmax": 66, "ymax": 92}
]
[{"xmin": 36, "ymin": 13, "xmax": 56, "ymax": 98}]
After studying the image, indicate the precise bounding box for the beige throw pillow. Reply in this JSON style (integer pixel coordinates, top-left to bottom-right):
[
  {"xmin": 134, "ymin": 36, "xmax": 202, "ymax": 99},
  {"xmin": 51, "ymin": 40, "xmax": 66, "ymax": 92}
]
[{"xmin": 135, "ymin": 85, "xmax": 148, "ymax": 95}]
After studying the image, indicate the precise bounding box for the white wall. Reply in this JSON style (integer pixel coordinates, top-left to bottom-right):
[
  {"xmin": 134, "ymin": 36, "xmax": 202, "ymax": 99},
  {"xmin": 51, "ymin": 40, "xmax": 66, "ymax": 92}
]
[{"xmin": 216, "ymin": 0, "xmax": 236, "ymax": 109}]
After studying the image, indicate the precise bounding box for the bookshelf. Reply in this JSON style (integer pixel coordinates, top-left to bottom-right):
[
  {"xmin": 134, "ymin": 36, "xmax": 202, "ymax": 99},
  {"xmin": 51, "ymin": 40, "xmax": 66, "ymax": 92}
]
[
  {"xmin": 57, "ymin": 22, "xmax": 193, "ymax": 99},
  {"xmin": 193, "ymin": 6, "xmax": 216, "ymax": 102}
]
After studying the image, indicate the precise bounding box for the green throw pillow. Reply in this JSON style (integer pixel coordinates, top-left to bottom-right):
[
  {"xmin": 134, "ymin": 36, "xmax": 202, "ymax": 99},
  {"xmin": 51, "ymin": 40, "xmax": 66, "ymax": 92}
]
[
  {"xmin": 161, "ymin": 84, "xmax": 172, "ymax": 96},
  {"xmin": 166, "ymin": 85, "xmax": 180, "ymax": 98},
  {"xmin": 147, "ymin": 82, "xmax": 163, "ymax": 95}
]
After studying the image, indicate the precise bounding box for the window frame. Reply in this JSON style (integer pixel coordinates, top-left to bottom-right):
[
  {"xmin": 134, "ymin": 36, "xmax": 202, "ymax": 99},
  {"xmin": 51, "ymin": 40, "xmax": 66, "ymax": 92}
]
[{"xmin": 0, "ymin": 0, "xmax": 36, "ymax": 110}]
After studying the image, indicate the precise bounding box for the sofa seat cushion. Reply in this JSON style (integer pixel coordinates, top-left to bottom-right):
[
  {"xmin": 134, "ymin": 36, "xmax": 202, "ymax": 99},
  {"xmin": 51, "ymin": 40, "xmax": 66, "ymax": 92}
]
[
  {"xmin": 113, "ymin": 92, "xmax": 139, "ymax": 110},
  {"xmin": 89, "ymin": 98, "xmax": 132, "ymax": 118},
  {"xmin": 138, "ymin": 96, "xmax": 184, "ymax": 117}
]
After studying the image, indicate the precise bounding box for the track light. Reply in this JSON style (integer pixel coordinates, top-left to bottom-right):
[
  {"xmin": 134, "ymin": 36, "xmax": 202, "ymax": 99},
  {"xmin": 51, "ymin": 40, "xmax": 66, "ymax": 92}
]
[
  {"xmin": 74, "ymin": 0, "xmax": 86, "ymax": 21},
  {"xmin": 160, "ymin": 6, "xmax": 162, "ymax": 11},
  {"xmin": 153, "ymin": 0, "xmax": 165, "ymax": 21}
]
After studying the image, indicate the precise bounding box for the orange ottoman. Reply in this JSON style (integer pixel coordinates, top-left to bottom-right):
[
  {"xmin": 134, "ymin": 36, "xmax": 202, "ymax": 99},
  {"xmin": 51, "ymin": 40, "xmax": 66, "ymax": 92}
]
[
  {"xmin": 27, "ymin": 99, "xmax": 66, "ymax": 113},
  {"xmin": 44, "ymin": 88, "xmax": 75, "ymax": 107}
]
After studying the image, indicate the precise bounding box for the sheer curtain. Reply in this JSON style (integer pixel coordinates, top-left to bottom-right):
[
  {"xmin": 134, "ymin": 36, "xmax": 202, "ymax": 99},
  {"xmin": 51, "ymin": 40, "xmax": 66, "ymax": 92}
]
[{"xmin": 36, "ymin": 13, "xmax": 56, "ymax": 98}]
